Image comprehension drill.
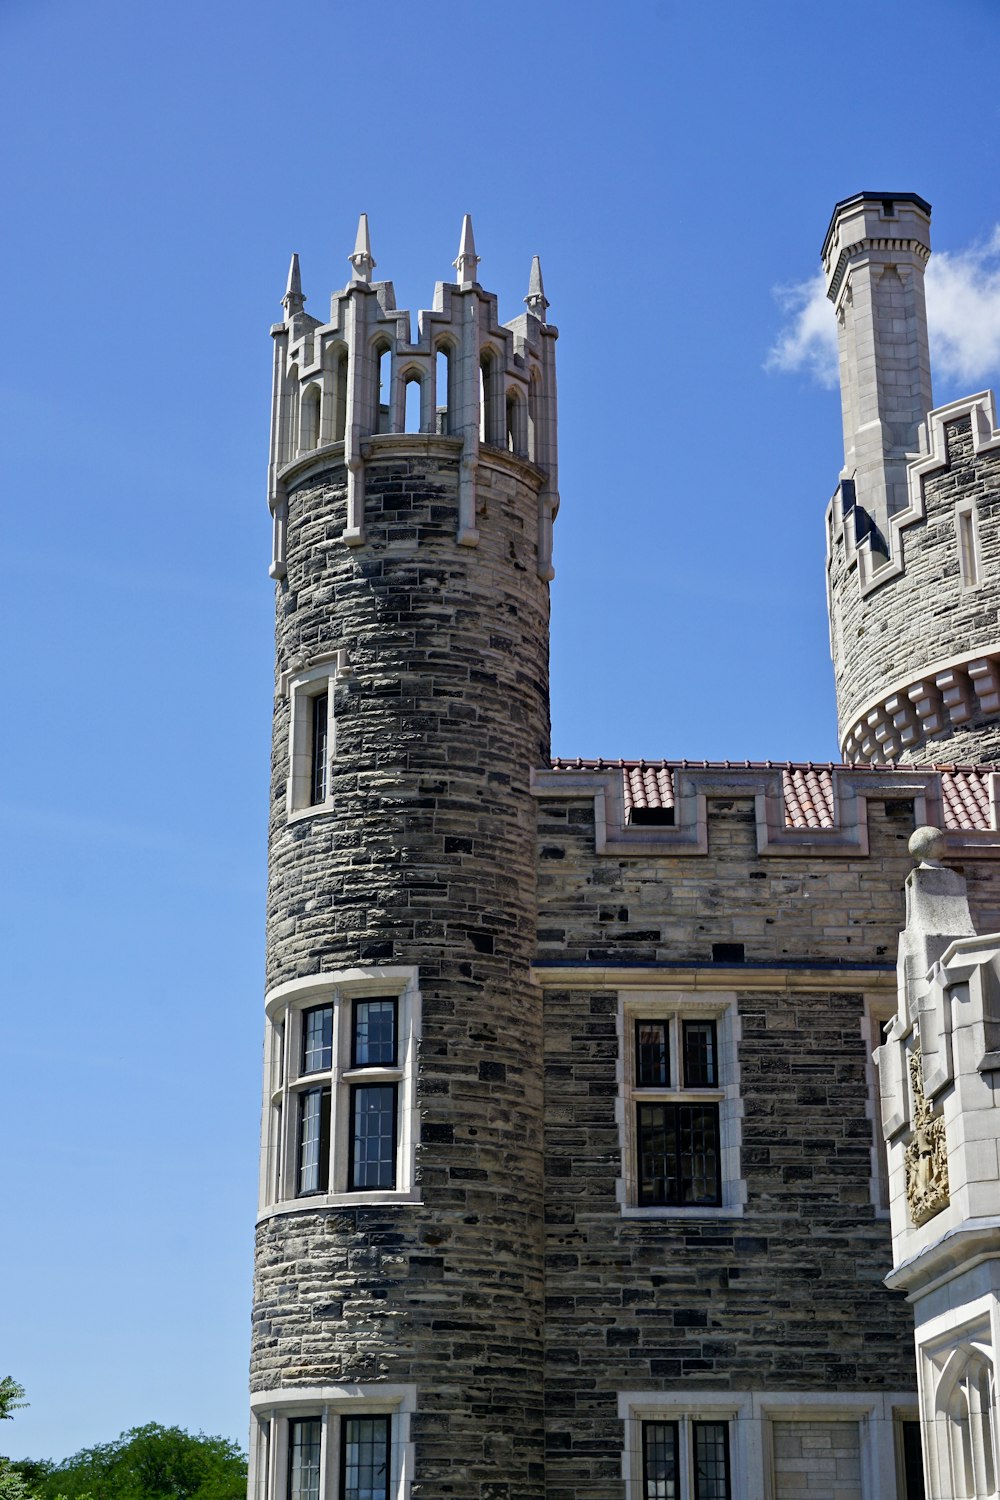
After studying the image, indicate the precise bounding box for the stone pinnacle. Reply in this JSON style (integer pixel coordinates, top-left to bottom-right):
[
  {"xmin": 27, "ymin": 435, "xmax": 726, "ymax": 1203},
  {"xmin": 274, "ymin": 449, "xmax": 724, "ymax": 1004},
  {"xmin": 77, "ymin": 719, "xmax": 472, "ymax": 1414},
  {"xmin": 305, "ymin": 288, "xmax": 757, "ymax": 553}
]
[
  {"xmin": 453, "ymin": 214, "xmax": 480, "ymax": 286},
  {"xmin": 349, "ymin": 213, "xmax": 376, "ymax": 283}
]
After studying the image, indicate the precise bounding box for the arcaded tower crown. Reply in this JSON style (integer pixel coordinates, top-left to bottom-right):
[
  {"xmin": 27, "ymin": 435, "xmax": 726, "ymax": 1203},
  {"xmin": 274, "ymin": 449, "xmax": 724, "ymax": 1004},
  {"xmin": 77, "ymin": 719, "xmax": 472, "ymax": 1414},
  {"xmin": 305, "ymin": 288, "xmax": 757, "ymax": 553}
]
[
  {"xmin": 825, "ymin": 193, "xmax": 1000, "ymax": 765},
  {"xmin": 251, "ymin": 217, "xmax": 558, "ymax": 1500}
]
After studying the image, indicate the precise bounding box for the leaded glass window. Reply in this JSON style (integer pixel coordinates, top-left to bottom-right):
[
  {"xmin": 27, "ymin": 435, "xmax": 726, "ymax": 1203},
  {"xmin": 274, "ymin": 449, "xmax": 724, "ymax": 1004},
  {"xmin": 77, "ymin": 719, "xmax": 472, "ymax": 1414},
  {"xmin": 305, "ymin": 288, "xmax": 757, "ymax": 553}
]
[
  {"xmin": 692, "ymin": 1421, "xmax": 730, "ymax": 1500},
  {"xmin": 341, "ymin": 1415, "xmax": 390, "ymax": 1500},
  {"xmin": 637, "ymin": 1102, "xmax": 721, "ymax": 1206},
  {"xmin": 352, "ymin": 999, "xmax": 397, "ymax": 1068},
  {"xmin": 349, "ymin": 1084, "xmax": 398, "ymax": 1190},
  {"xmin": 642, "ymin": 1420, "xmax": 678, "ymax": 1500},
  {"xmin": 636, "ymin": 1020, "xmax": 670, "ymax": 1086},
  {"xmin": 297, "ymin": 1087, "xmax": 331, "ymax": 1195},
  {"xmin": 288, "ymin": 1417, "xmax": 322, "ymax": 1500},
  {"xmin": 683, "ymin": 1020, "xmax": 718, "ymax": 1088},
  {"xmin": 303, "ymin": 1006, "xmax": 333, "ymax": 1074}
]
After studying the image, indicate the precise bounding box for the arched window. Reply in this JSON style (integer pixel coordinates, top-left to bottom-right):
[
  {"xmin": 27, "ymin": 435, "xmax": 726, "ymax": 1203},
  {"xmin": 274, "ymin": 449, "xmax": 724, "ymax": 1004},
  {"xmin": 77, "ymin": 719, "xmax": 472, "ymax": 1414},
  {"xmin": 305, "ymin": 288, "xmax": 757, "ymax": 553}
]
[
  {"xmin": 299, "ymin": 384, "xmax": 322, "ymax": 453},
  {"xmin": 938, "ymin": 1344, "xmax": 998, "ymax": 1498},
  {"xmin": 435, "ymin": 346, "xmax": 452, "ymax": 435},
  {"xmin": 404, "ymin": 375, "xmax": 423, "ymax": 434},
  {"xmin": 334, "ymin": 348, "xmax": 348, "ymax": 443},
  {"xmin": 505, "ymin": 388, "xmax": 527, "ymax": 457},
  {"xmin": 375, "ymin": 343, "xmax": 392, "ymax": 434}
]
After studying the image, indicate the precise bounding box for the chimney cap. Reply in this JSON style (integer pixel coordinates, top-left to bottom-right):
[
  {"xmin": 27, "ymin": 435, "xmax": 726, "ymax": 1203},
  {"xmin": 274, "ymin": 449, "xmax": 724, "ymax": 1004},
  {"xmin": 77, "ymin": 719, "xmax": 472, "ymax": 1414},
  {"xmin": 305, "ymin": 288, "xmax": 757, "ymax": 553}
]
[{"xmin": 821, "ymin": 191, "xmax": 932, "ymax": 263}]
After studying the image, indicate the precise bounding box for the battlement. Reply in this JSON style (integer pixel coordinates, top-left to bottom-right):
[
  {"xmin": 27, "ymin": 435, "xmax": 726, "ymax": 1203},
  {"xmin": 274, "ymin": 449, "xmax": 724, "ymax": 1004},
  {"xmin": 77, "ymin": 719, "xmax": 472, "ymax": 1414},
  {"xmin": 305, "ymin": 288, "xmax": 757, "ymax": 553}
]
[
  {"xmin": 537, "ymin": 759, "xmax": 1000, "ymax": 857},
  {"xmin": 266, "ymin": 214, "xmax": 559, "ymax": 580}
]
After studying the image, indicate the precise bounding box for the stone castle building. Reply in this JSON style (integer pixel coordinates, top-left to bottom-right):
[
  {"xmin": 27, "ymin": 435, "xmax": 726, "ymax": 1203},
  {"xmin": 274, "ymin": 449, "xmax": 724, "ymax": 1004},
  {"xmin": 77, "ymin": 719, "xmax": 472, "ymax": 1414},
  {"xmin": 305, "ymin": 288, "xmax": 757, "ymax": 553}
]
[{"xmin": 248, "ymin": 196, "xmax": 1000, "ymax": 1500}]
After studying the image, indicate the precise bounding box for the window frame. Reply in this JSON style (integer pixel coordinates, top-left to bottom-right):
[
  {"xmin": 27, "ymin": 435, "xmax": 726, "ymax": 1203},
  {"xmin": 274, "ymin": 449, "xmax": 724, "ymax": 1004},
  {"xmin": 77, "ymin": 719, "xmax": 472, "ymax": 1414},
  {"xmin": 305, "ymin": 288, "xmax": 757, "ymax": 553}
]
[
  {"xmin": 249, "ymin": 1386, "xmax": 416, "ymax": 1500},
  {"xmin": 259, "ymin": 967, "xmax": 420, "ymax": 1218},
  {"xmin": 618, "ymin": 992, "xmax": 744, "ymax": 1218},
  {"xmin": 286, "ymin": 661, "xmax": 338, "ymax": 819}
]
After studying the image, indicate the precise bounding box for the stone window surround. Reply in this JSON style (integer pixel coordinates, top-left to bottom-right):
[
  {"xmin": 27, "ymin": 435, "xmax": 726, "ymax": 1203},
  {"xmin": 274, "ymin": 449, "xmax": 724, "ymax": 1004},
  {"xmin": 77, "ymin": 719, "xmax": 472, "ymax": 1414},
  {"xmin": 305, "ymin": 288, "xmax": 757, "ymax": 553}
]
[
  {"xmin": 916, "ymin": 1296, "xmax": 999, "ymax": 1500},
  {"xmin": 618, "ymin": 1390, "xmax": 919, "ymax": 1500},
  {"xmin": 956, "ymin": 499, "xmax": 983, "ymax": 591},
  {"xmin": 248, "ymin": 1384, "xmax": 417, "ymax": 1500},
  {"xmin": 258, "ymin": 966, "xmax": 421, "ymax": 1221},
  {"xmin": 616, "ymin": 990, "xmax": 745, "ymax": 1219},
  {"xmin": 283, "ymin": 653, "xmax": 352, "ymax": 821},
  {"xmin": 863, "ymin": 994, "xmax": 895, "ymax": 1218}
]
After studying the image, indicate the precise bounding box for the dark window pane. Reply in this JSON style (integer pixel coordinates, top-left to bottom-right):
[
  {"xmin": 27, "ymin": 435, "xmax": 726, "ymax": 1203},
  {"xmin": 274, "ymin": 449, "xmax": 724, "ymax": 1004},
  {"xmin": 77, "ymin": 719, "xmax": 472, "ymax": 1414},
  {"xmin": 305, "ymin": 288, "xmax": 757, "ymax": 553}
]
[
  {"xmin": 297, "ymin": 1087, "xmax": 331, "ymax": 1195},
  {"xmin": 683, "ymin": 1020, "xmax": 718, "ymax": 1088},
  {"xmin": 637, "ymin": 1103, "xmax": 677, "ymax": 1207},
  {"xmin": 288, "ymin": 1417, "xmax": 321, "ymax": 1500},
  {"xmin": 902, "ymin": 1420, "xmax": 926, "ymax": 1500},
  {"xmin": 693, "ymin": 1421, "xmax": 730, "ymax": 1500},
  {"xmin": 637, "ymin": 1103, "xmax": 721, "ymax": 1207},
  {"xmin": 350, "ymin": 1084, "xmax": 397, "ymax": 1190},
  {"xmin": 636, "ymin": 1020, "xmax": 669, "ymax": 1086},
  {"xmin": 310, "ymin": 693, "xmax": 329, "ymax": 805},
  {"xmin": 342, "ymin": 1414, "xmax": 390, "ymax": 1500},
  {"xmin": 642, "ymin": 1420, "xmax": 678, "ymax": 1500},
  {"xmin": 678, "ymin": 1103, "xmax": 721, "ymax": 1205},
  {"xmin": 302, "ymin": 1006, "xmax": 333, "ymax": 1074},
  {"xmin": 353, "ymin": 998, "xmax": 397, "ymax": 1067}
]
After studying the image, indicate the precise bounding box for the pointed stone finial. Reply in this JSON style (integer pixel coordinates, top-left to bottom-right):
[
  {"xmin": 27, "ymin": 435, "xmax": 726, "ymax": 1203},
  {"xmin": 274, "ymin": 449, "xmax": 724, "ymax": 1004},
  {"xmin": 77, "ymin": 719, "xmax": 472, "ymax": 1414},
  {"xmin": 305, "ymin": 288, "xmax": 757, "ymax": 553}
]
[
  {"xmin": 453, "ymin": 214, "xmax": 480, "ymax": 286},
  {"xmin": 282, "ymin": 253, "xmax": 305, "ymax": 317},
  {"xmin": 348, "ymin": 213, "xmax": 376, "ymax": 283},
  {"xmin": 524, "ymin": 255, "xmax": 549, "ymax": 319}
]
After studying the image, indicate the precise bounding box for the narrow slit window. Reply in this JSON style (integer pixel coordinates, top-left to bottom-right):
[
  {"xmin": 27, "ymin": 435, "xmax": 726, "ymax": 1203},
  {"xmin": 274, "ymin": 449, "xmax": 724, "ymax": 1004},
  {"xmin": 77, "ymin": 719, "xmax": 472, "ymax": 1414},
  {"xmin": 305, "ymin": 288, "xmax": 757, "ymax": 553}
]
[
  {"xmin": 958, "ymin": 506, "xmax": 980, "ymax": 588},
  {"xmin": 310, "ymin": 693, "xmax": 329, "ymax": 806}
]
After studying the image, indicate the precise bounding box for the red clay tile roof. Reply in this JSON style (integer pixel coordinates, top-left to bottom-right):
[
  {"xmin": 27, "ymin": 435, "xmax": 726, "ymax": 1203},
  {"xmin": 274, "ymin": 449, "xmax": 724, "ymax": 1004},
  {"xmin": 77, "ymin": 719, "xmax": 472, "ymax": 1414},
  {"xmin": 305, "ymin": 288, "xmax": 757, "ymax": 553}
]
[{"xmin": 547, "ymin": 759, "xmax": 996, "ymax": 832}]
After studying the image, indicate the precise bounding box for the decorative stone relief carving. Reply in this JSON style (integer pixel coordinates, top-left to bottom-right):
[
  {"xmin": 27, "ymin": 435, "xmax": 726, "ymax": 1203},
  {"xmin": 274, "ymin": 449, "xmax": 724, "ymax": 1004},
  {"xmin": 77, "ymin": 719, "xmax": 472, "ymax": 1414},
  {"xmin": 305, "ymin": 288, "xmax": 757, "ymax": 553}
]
[{"xmin": 905, "ymin": 1047, "xmax": 950, "ymax": 1226}]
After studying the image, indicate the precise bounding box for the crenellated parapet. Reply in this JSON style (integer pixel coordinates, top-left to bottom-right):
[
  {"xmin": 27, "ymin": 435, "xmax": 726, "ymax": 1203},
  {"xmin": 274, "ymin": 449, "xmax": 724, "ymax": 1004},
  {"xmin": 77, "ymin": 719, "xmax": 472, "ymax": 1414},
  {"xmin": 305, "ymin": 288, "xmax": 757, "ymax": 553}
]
[
  {"xmin": 267, "ymin": 214, "xmax": 559, "ymax": 580},
  {"xmin": 828, "ymin": 392, "xmax": 1000, "ymax": 763}
]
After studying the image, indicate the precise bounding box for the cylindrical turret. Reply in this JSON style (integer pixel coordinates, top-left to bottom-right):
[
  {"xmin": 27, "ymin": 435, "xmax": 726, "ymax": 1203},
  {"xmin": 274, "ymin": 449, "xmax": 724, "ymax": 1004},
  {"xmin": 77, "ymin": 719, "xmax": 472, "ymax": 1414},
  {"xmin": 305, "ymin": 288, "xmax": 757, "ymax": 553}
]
[
  {"xmin": 249, "ymin": 219, "xmax": 558, "ymax": 1500},
  {"xmin": 825, "ymin": 194, "xmax": 1000, "ymax": 765}
]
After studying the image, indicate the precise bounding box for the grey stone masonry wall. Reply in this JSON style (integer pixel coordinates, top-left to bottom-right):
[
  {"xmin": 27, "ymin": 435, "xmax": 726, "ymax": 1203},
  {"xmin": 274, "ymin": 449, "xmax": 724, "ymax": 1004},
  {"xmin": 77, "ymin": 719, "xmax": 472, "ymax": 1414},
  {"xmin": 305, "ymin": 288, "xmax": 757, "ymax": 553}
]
[
  {"xmin": 254, "ymin": 435, "xmax": 551, "ymax": 1500},
  {"xmin": 534, "ymin": 792, "xmax": 971, "ymax": 1496},
  {"xmin": 535, "ymin": 791, "xmax": 1000, "ymax": 966},
  {"xmin": 829, "ymin": 416, "xmax": 1000, "ymax": 762}
]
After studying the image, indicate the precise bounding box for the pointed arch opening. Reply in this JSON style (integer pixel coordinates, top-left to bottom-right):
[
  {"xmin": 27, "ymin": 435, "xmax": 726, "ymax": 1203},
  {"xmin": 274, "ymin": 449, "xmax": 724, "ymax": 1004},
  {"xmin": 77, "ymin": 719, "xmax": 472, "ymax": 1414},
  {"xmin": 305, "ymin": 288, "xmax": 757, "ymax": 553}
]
[
  {"xmin": 480, "ymin": 349, "xmax": 500, "ymax": 446},
  {"xmin": 404, "ymin": 374, "xmax": 423, "ymax": 434},
  {"xmin": 375, "ymin": 342, "xmax": 392, "ymax": 434},
  {"xmin": 435, "ymin": 345, "xmax": 453, "ymax": 435},
  {"xmin": 299, "ymin": 383, "xmax": 322, "ymax": 453},
  {"xmin": 333, "ymin": 347, "xmax": 348, "ymax": 443},
  {"xmin": 937, "ymin": 1343, "xmax": 998, "ymax": 1499},
  {"xmin": 505, "ymin": 387, "xmax": 527, "ymax": 457}
]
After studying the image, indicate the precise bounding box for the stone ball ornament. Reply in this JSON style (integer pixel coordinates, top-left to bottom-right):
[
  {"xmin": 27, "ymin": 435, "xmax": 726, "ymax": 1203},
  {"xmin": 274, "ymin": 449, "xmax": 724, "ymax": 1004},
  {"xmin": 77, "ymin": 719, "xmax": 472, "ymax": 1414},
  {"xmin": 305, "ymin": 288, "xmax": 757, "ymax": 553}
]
[{"xmin": 909, "ymin": 825, "xmax": 946, "ymax": 865}]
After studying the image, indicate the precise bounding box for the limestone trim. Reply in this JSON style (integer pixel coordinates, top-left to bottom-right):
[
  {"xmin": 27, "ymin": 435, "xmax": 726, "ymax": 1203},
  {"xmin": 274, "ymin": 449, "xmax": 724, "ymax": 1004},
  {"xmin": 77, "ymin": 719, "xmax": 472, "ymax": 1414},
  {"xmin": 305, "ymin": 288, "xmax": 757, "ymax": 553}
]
[
  {"xmin": 257, "ymin": 967, "xmax": 420, "ymax": 1221},
  {"xmin": 532, "ymin": 764, "xmax": 1000, "ymax": 858},
  {"xmin": 828, "ymin": 390, "xmax": 1000, "ymax": 600},
  {"xmin": 618, "ymin": 1389, "xmax": 917, "ymax": 1500},
  {"xmin": 283, "ymin": 657, "xmax": 352, "ymax": 821},
  {"xmin": 863, "ymin": 995, "xmax": 895, "ymax": 1217},
  {"xmin": 615, "ymin": 989, "xmax": 745, "ymax": 1218},
  {"xmin": 840, "ymin": 643, "xmax": 1000, "ymax": 765},
  {"xmin": 534, "ymin": 963, "xmax": 896, "ymax": 993},
  {"xmin": 248, "ymin": 1383, "xmax": 417, "ymax": 1500}
]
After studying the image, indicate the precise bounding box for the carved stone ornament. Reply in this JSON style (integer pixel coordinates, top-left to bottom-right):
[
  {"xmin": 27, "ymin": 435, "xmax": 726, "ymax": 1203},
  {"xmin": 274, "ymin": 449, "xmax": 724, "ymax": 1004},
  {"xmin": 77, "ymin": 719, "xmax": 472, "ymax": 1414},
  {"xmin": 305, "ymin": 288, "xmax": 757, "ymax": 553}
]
[{"xmin": 905, "ymin": 1047, "xmax": 950, "ymax": 1227}]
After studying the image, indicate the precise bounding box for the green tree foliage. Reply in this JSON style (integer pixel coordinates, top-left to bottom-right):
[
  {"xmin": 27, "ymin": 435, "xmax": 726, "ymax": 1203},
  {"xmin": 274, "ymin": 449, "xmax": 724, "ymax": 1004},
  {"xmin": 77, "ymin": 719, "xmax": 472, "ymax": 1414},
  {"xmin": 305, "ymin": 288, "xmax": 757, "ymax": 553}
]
[{"xmin": 25, "ymin": 1424, "xmax": 246, "ymax": 1500}]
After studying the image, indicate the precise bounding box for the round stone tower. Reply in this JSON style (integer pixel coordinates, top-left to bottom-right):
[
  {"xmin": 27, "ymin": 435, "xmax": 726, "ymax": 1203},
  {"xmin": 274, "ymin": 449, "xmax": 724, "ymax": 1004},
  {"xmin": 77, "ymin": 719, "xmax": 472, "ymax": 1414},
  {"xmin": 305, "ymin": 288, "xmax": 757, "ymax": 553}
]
[
  {"xmin": 249, "ymin": 216, "xmax": 558, "ymax": 1500},
  {"xmin": 824, "ymin": 192, "xmax": 1000, "ymax": 765}
]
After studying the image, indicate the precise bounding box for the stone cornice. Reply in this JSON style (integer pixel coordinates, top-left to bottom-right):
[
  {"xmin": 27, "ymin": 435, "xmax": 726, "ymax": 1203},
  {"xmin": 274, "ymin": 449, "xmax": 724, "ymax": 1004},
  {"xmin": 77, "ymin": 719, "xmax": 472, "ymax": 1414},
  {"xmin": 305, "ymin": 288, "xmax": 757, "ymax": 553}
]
[{"xmin": 841, "ymin": 643, "xmax": 1000, "ymax": 764}]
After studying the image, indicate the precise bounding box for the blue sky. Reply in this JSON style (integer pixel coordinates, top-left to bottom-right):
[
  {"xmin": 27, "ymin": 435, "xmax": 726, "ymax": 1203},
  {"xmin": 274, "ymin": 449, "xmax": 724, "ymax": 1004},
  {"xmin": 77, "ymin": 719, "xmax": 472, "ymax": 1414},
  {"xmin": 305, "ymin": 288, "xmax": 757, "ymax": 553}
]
[{"xmin": 3, "ymin": 0, "xmax": 1000, "ymax": 1465}]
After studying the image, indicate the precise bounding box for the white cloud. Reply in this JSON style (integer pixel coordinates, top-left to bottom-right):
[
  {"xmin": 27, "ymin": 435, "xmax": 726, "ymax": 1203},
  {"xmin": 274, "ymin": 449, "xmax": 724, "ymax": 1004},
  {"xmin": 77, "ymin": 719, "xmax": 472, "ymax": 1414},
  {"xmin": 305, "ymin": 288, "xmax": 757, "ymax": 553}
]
[{"xmin": 767, "ymin": 227, "xmax": 1000, "ymax": 392}]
